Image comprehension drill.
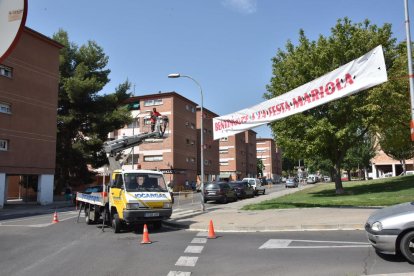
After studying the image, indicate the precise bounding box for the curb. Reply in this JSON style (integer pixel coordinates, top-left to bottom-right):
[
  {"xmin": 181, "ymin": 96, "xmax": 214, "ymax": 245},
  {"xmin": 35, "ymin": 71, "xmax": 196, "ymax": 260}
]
[{"xmin": 163, "ymin": 219, "xmax": 365, "ymax": 232}]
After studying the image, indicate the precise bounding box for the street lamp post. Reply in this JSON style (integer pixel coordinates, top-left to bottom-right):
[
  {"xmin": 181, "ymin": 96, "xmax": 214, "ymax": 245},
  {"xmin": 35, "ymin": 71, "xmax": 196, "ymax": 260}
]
[{"xmin": 168, "ymin": 73, "xmax": 205, "ymax": 211}]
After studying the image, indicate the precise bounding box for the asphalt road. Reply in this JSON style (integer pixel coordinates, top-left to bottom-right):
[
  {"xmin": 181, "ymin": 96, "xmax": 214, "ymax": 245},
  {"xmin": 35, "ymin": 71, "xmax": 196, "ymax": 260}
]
[
  {"xmin": 172, "ymin": 183, "xmax": 285, "ymax": 212},
  {"xmin": 0, "ymin": 211, "xmax": 413, "ymax": 276}
]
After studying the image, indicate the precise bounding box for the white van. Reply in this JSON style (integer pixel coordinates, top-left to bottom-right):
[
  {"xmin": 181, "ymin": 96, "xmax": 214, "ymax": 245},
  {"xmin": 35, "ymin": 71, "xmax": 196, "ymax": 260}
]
[
  {"xmin": 242, "ymin": 178, "xmax": 265, "ymax": 195},
  {"xmin": 307, "ymin": 175, "xmax": 318, "ymax": 184}
]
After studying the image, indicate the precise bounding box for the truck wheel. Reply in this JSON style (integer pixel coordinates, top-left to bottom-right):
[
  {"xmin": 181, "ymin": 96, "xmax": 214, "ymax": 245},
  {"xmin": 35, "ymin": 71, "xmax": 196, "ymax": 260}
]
[
  {"xmin": 112, "ymin": 214, "xmax": 121, "ymax": 234},
  {"xmin": 153, "ymin": 221, "xmax": 162, "ymax": 230},
  {"xmin": 400, "ymin": 231, "xmax": 414, "ymax": 263}
]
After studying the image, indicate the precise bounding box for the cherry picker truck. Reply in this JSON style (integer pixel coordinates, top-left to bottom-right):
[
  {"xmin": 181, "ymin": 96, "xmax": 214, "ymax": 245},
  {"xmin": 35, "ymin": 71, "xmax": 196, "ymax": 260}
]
[{"xmin": 76, "ymin": 116, "xmax": 172, "ymax": 233}]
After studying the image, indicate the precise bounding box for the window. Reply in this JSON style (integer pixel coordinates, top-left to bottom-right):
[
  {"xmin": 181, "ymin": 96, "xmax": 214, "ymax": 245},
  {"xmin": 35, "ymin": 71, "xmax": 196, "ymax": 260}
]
[
  {"xmin": 143, "ymin": 116, "xmax": 151, "ymax": 125},
  {"xmin": 186, "ymin": 139, "xmax": 195, "ymax": 145},
  {"xmin": 113, "ymin": 174, "xmax": 124, "ymax": 188},
  {"xmin": 190, "ymin": 123, "xmax": 195, "ymax": 129},
  {"xmin": 124, "ymin": 154, "xmax": 140, "ymax": 165},
  {"xmin": 0, "ymin": 139, "xmax": 8, "ymax": 151},
  {"xmin": 144, "ymin": 99, "xmax": 163, "ymax": 106},
  {"xmin": 186, "ymin": 157, "xmax": 195, "ymax": 163},
  {"xmin": 144, "ymin": 155, "xmax": 163, "ymax": 162},
  {"xmin": 219, "ymin": 149, "xmax": 228, "ymax": 154},
  {"xmin": 127, "ymin": 118, "xmax": 140, "ymax": 129},
  {"xmin": 185, "ymin": 105, "xmax": 195, "ymax": 113},
  {"xmin": 0, "ymin": 65, "xmax": 12, "ymax": 78},
  {"xmin": 220, "ymin": 161, "xmax": 229, "ymax": 166},
  {"xmin": 0, "ymin": 102, "xmax": 11, "ymax": 114},
  {"xmin": 220, "ymin": 137, "xmax": 228, "ymax": 142}
]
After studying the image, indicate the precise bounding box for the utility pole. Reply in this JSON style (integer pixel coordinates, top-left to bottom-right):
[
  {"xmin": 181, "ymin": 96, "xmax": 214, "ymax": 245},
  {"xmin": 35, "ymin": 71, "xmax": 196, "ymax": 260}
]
[{"xmin": 404, "ymin": 0, "xmax": 414, "ymax": 141}]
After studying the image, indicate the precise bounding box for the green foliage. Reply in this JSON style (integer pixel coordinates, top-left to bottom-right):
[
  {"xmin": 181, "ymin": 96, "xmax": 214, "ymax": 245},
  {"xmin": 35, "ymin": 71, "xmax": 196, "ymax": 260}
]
[
  {"xmin": 257, "ymin": 159, "xmax": 265, "ymax": 176},
  {"xmin": 53, "ymin": 30, "xmax": 132, "ymax": 192},
  {"xmin": 265, "ymin": 18, "xmax": 396, "ymax": 193},
  {"xmin": 370, "ymin": 42, "xmax": 414, "ymax": 163}
]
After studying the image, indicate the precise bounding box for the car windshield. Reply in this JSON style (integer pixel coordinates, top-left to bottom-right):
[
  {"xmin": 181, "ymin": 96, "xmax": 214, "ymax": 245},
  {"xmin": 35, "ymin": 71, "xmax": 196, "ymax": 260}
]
[
  {"xmin": 205, "ymin": 184, "xmax": 219, "ymax": 189},
  {"xmin": 123, "ymin": 173, "xmax": 168, "ymax": 192},
  {"xmin": 84, "ymin": 186, "xmax": 102, "ymax": 193}
]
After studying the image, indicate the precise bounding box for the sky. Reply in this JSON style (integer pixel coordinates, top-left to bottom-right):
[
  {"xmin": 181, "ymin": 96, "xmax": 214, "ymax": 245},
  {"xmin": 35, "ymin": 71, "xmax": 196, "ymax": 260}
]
[{"xmin": 26, "ymin": 0, "xmax": 414, "ymax": 138}]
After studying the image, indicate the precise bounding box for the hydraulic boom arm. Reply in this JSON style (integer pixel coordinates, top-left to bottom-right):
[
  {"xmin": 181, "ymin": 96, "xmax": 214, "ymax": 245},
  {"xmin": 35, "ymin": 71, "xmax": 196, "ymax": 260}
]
[{"xmin": 103, "ymin": 116, "xmax": 168, "ymax": 171}]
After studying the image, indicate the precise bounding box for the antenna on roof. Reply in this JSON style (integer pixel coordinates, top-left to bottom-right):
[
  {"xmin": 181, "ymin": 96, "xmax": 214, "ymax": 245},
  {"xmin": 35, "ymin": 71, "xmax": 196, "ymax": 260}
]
[{"xmin": 0, "ymin": 0, "xmax": 28, "ymax": 63}]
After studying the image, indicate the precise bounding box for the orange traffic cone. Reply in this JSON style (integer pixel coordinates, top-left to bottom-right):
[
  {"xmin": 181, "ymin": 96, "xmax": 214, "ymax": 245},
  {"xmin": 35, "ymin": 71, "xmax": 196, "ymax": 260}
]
[
  {"xmin": 52, "ymin": 211, "xmax": 59, "ymax": 224},
  {"xmin": 141, "ymin": 224, "xmax": 152, "ymax": 244},
  {"xmin": 208, "ymin": 219, "xmax": 216, "ymax": 239}
]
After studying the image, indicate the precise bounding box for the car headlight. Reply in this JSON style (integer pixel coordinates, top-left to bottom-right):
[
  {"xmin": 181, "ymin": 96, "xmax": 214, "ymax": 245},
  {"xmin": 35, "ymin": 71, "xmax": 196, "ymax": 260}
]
[
  {"xmin": 163, "ymin": 202, "xmax": 172, "ymax": 208},
  {"xmin": 371, "ymin": 221, "xmax": 383, "ymax": 231},
  {"xmin": 126, "ymin": 203, "xmax": 140, "ymax": 209}
]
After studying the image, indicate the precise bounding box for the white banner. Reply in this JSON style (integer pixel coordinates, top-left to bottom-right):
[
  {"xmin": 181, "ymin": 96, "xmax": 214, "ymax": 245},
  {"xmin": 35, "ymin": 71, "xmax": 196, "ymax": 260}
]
[{"xmin": 213, "ymin": 45, "xmax": 388, "ymax": 140}]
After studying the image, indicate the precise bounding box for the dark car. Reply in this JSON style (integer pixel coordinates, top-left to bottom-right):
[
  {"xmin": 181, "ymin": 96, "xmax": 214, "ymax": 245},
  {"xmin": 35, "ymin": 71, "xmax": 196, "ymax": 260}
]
[
  {"xmin": 73, "ymin": 185, "xmax": 104, "ymax": 204},
  {"xmin": 203, "ymin": 182, "xmax": 238, "ymax": 204},
  {"xmin": 228, "ymin": 181, "xmax": 255, "ymax": 199}
]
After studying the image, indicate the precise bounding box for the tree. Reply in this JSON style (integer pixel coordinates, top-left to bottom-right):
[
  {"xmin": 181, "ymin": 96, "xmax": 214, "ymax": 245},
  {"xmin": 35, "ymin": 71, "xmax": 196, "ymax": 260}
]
[
  {"xmin": 370, "ymin": 42, "xmax": 414, "ymax": 173},
  {"xmin": 265, "ymin": 18, "xmax": 396, "ymax": 194},
  {"xmin": 53, "ymin": 30, "xmax": 132, "ymax": 192},
  {"xmin": 342, "ymin": 132, "xmax": 376, "ymax": 180},
  {"xmin": 257, "ymin": 158, "xmax": 265, "ymax": 177}
]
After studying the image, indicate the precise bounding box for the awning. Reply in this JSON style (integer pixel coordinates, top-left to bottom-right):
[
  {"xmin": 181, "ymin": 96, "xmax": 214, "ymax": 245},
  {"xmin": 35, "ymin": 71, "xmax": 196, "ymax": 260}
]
[{"xmin": 219, "ymin": 173, "xmax": 232, "ymax": 178}]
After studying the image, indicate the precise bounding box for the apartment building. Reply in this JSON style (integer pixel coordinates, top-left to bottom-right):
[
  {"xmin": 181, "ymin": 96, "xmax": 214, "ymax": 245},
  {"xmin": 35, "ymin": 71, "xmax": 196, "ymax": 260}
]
[
  {"xmin": 219, "ymin": 130, "xmax": 257, "ymax": 180},
  {"xmin": 196, "ymin": 107, "xmax": 220, "ymax": 183},
  {"xmin": 256, "ymin": 138, "xmax": 282, "ymax": 181},
  {"xmin": 371, "ymin": 149, "xmax": 414, "ymax": 178},
  {"xmin": 245, "ymin": 130, "xmax": 257, "ymax": 177},
  {"xmin": 0, "ymin": 28, "xmax": 62, "ymax": 207},
  {"xmin": 113, "ymin": 92, "xmax": 219, "ymax": 190}
]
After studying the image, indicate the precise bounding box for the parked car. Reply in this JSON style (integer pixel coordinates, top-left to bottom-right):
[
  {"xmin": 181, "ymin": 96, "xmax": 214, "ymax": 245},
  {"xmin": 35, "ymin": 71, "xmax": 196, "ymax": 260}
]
[
  {"xmin": 285, "ymin": 177, "xmax": 299, "ymax": 188},
  {"xmin": 228, "ymin": 181, "xmax": 255, "ymax": 199},
  {"xmin": 382, "ymin": 172, "xmax": 393, "ymax": 178},
  {"xmin": 307, "ymin": 175, "xmax": 318, "ymax": 184},
  {"xmin": 323, "ymin": 176, "xmax": 331, "ymax": 182},
  {"xmin": 203, "ymin": 182, "xmax": 238, "ymax": 204},
  {"xmin": 74, "ymin": 185, "xmax": 104, "ymax": 204},
  {"xmin": 365, "ymin": 202, "xmax": 414, "ymax": 263},
  {"xmin": 399, "ymin": 171, "xmax": 414, "ymax": 176},
  {"xmin": 242, "ymin": 178, "xmax": 266, "ymax": 195}
]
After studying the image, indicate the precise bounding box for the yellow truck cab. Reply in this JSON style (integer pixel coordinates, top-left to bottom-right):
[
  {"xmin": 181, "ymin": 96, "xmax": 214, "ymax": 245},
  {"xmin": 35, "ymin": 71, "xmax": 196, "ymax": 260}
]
[{"xmin": 109, "ymin": 169, "xmax": 172, "ymax": 232}]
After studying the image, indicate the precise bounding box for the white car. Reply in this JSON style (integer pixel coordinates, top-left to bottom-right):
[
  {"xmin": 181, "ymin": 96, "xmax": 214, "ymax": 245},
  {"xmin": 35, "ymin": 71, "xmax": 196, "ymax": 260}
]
[
  {"xmin": 242, "ymin": 178, "xmax": 265, "ymax": 195},
  {"xmin": 365, "ymin": 202, "xmax": 414, "ymax": 263}
]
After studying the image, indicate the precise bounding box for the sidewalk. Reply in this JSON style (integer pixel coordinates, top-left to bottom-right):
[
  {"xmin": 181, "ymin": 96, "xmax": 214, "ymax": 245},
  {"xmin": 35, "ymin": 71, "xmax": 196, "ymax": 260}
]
[{"xmin": 165, "ymin": 184, "xmax": 379, "ymax": 232}]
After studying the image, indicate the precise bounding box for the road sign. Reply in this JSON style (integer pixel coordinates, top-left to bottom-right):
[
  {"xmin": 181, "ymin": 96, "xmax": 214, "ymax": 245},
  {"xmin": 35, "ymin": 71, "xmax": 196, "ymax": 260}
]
[{"xmin": 0, "ymin": 0, "xmax": 27, "ymax": 63}]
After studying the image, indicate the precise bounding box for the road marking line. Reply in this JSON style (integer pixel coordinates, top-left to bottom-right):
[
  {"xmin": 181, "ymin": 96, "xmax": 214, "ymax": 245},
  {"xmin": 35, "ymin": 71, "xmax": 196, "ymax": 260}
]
[
  {"xmin": 184, "ymin": 246, "xmax": 204, "ymax": 254},
  {"xmin": 175, "ymin": 256, "xmax": 198, "ymax": 267},
  {"xmin": 0, "ymin": 214, "xmax": 80, "ymax": 228},
  {"xmin": 196, "ymin": 232, "xmax": 208, "ymax": 237},
  {"xmin": 167, "ymin": 271, "xmax": 191, "ymax": 276},
  {"xmin": 191, "ymin": 238, "xmax": 207, "ymax": 244},
  {"xmin": 259, "ymin": 239, "xmax": 371, "ymax": 249}
]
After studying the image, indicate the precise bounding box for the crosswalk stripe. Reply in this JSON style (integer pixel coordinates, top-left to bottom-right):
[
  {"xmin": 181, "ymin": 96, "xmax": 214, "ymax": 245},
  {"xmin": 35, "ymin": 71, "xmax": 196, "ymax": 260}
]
[
  {"xmin": 191, "ymin": 238, "xmax": 207, "ymax": 244},
  {"xmin": 175, "ymin": 256, "xmax": 198, "ymax": 267},
  {"xmin": 167, "ymin": 271, "xmax": 191, "ymax": 276},
  {"xmin": 184, "ymin": 246, "xmax": 204, "ymax": 254}
]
